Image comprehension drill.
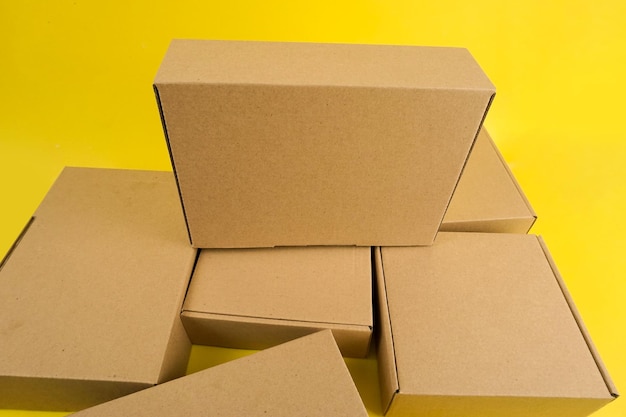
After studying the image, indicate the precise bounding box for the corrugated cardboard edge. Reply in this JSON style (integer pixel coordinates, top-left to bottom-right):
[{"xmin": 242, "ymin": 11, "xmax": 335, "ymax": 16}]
[
  {"xmin": 537, "ymin": 236, "xmax": 618, "ymax": 399},
  {"xmin": 373, "ymin": 247, "xmax": 400, "ymax": 413},
  {"xmin": 153, "ymin": 85, "xmax": 194, "ymax": 247},
  {"xmin": 0, "ymin": 216, "xmax": 35, "ymax": 271},
  {"xmin": 486, "ymin": 130, "xmax": 537, "ymax": 232},
  {"xmin": 180, "ymin": 310, "xmax": 372, "ymax": 358},
  {"xmin": 156, "ymin": 248, "xmax": 199, "ymax": 383},
  {"xmin": 437, "ymin": 93, "xmax": 496, "ymax": 241}
]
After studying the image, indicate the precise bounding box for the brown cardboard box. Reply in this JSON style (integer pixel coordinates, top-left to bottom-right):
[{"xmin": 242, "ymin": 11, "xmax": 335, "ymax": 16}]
[
  {"xmin": 71, "ymin": 330, "xmax": 368, "ymax": 416},
  {"xmin": 181, "ymin": 246, "xmax": 372, "ymax": 357},
  {"xmin": 154, "ymin": 39, "xmax": 495, "ymax": 248},
  {"xmin": 441, "ymin": 129, "xmax": 536, "ymax": 233},
  {"xmin": 0, "ymin": 168, "xmax": 197, "ymax": 411},
  {"xmin": 375, "ymin": 233, "xmax": 617, "ymax": 417}
]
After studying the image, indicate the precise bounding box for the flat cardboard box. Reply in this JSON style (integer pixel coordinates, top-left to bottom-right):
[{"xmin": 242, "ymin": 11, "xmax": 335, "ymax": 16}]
[
  {"xmin": 441, "ymin": 129, "xmax": 536, "ymax": 233},
  {"xmin": 0, "ymin": 167, "xmax": 197, "ymax": 411},
  {"xmin": 71, "ymin": 330, "xmax": 368, "ymax": 416},
  {"xmin": 154, "ymin": 39, "xmax": 495, "ymax": 248},
  {"xmin": 375, "ymin": 233, "xmax": 617, "ymax": 417},
  {"xmin": 181, "ymin": 246, "xmax": 373, "ymax": 357}
]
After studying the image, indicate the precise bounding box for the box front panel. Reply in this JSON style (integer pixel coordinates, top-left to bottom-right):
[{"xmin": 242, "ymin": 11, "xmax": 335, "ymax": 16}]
[
  {"xmin": 158, "ymin": 83, "xmax": 491, "ymax": 247},
  {"xmin": 389, "ymin": 394, "xmax": 613, "ymax": 417}
]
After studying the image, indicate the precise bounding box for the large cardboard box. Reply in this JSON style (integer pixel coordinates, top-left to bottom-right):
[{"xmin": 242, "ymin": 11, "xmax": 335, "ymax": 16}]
[
  {"xmin": 441, "ymin": 129, "xmax": 536, "ymax": 233},
  {"xmin": 154, "ymin": 39, "xmax": 495, "ymax": 248},
  {"xmin": 375, "ymin": 233, "xmax": 617, "ymax": 417},
  {"xmin": 181, "ymin": 246, "xmax": 372, "ymax": 357},
  {"xmin": 0, "ymin": 168, "xmax": 197, "ymax": 411},
  {"xmin": 71, "ymin": 330, "xmax": 368, "ymax": 416}
]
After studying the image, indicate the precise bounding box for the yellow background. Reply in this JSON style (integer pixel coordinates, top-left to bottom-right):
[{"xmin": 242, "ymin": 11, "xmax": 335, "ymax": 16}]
[{"xmin": 1, "ymin": 1, "xmax": 624, "ymax": 416}]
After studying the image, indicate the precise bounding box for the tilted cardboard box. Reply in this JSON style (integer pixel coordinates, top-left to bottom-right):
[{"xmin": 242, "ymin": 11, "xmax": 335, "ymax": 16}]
[
  {"xmin": 154, "ymin": 39, "xmax": 495, "ymax": 248},
  {"xmin": 441, "ymin": 129, "xmax": 536, "ymax": 233},
  {"xmin": 0, "ymin": 168, "xmax": 197, "ymax": 411},
  {"xmin": 181, "ymin": 246, "xmax": 372, "ymax": 357},
  {"xmin": 71, "ymin": 330, "xmax": 368, "ymax": 416},
  {"xmin": 375, "ymin": 233, "xmax": 617, "ymax": 417}
]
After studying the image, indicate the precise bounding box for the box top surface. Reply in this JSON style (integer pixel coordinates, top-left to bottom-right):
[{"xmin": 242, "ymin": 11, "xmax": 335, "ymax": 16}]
[
  {"xmin": 443, "ymin": 129, "xmax": 536, "ymax": 225},
  {"xmin": 72, "ymin": 330, "xmax": 368, "ymax": 416},
  {"xmin": 154, "ymin": 39, "xmax": 495, "ymax": 90},
  {"xmin": 379, "ymin": 232, "xmax": 615, "ymax": 399},
  {"xmin": 0, "ymin": 167, "xmax": 197, "ymax": 383},
  {"xmin": 183, "ymin": 246, "xmax": 372, "ymax": 327}
]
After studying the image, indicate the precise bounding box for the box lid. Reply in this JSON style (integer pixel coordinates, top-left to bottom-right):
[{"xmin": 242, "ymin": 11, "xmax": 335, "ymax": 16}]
[
  {"xmin": 154, "ymin": 40, "xmax": 495, "ymax": 248},
  {"xmin": 377, "ymin": 233, "xmax": 616, "ymax": 411},
  {"xmin": 441, "ymin": 129, "xmax": 536, "ymax": 233},
  {"xmin": 183, "ymin": 246, "xmax": 372, "ymax": 327},
  {"xmin": 71, "ymin": 330, "xmax": 368, "ymax": 416},
  {"xmin": 0, "ymin": 167, "xmax": 197, "ymax": 410}
]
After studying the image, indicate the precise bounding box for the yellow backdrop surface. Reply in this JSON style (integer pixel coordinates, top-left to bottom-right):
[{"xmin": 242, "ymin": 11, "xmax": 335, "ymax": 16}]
[{"xmin": 1, "ymin": 1, "xmax": 624, "ymax": 416}]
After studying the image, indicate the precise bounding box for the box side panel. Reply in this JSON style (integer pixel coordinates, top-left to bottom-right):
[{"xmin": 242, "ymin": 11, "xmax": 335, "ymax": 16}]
[
  {"xmin": 538, "ymin": 236, "xmax": 618, "ymax": 398},
  {"xmin": 156, "ymin": 250, "xmax": 197, "ymax": 383},
  {"xmin": 439, "ymin": 217, "xmax": 535, "ymax": 234},
  {"xmin": 180, "ymin": 311, "xmax": 372, "ymax": 358},
  {"xmin": 441, "ymin": 128, "xmax": 536, "ymax": 233},
  {"xmin": 438, "ymin": 94, "xmax": 495, "ymax": 232},
  {"xmin": 487, "ymin": 131, "xmax": 538, "ymax": 222},
  {"xmin": 0, "ymin": 376, "xmax": 149, "ymax": 412},
  {"xmin": 156, "ymin": 316, "xmax": 191, "ymax": 383},
  {"xmin": 389, "ymin": 394, "xmax": 613, "ymax": 417},
  {"xmin": 160, "ymin": 83, "xmax": 493, "ymax": 248},
  {"xmin": 373, "ymin": 247, "xmax": 400, "ymax": 413},
  {"xmin": 153, "ymin": 85, "xmax": 193, "ymax": 246}
]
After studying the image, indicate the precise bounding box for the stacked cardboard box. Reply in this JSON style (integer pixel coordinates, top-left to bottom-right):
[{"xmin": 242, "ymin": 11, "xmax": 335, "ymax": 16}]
[{"xmin": 0, "ymin": 40, "xmax": 617, "ymax": 415}]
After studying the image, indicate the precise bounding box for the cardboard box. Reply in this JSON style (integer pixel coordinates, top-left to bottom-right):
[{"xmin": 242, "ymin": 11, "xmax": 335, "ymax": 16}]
[
  {"xmin": 181, "ymin": 246, "xmax": 372, "ymax": 357},
  {"xmin": 0, "ymin": 168, "xmax": 197, "ymax": 411},
  {"xmin": 71, "ymin": 330, "xmax": 368, "ymax": 416},
  {"xmin": 375, "ymin": 232, "xmax": 617, "ymax": 417},
  {"xmin": 154, "ymin": 39, "xmax": 495, "ymax": 248},
  {"xmin": 441, "ymin": 129, "xmax": 536, "ymax": 233}
]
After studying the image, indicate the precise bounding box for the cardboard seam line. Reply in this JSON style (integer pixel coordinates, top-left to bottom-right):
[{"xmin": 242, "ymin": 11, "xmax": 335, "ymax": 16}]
[
  {"xmin": 376, "ymin": 246, "xmax": 401, "ymax": 413},
  {"xmin": 152, "ymin": 85, "xmax": 193, "ymax": 247},
  {"xmin": 536, "ymin": 236, "xmax": 619, "ymax": 398},
  {"xmin": 181, "ymin": 309, "xmax": 373, "ymax": 330},
  {"xmin": 0, "ymin": 216, "xmax": 35, "ymax": 271}
]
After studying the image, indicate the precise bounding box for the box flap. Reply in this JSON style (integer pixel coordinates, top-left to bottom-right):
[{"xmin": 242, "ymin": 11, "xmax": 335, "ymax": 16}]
[
  {"xmin": 183, "ymin": 246, "xmax": 372, "ymax": 327},
  {"xmin": 441, "ymin": 129, "xmax": 536, "ymax": 233},
  {"xmin": 380, "ymin": 233, "xmax": 615, "ymax": 400},
  {"xmin": 71, "ymin": 330, "xmax": 368, "ymax": 416},
  {"xmin": 0, "ymin": 167, "xmax": 197, "ymax": 410},
  {"xmin": 373, "ymin": 247, "xmax": 400, "ymax": 413}
]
